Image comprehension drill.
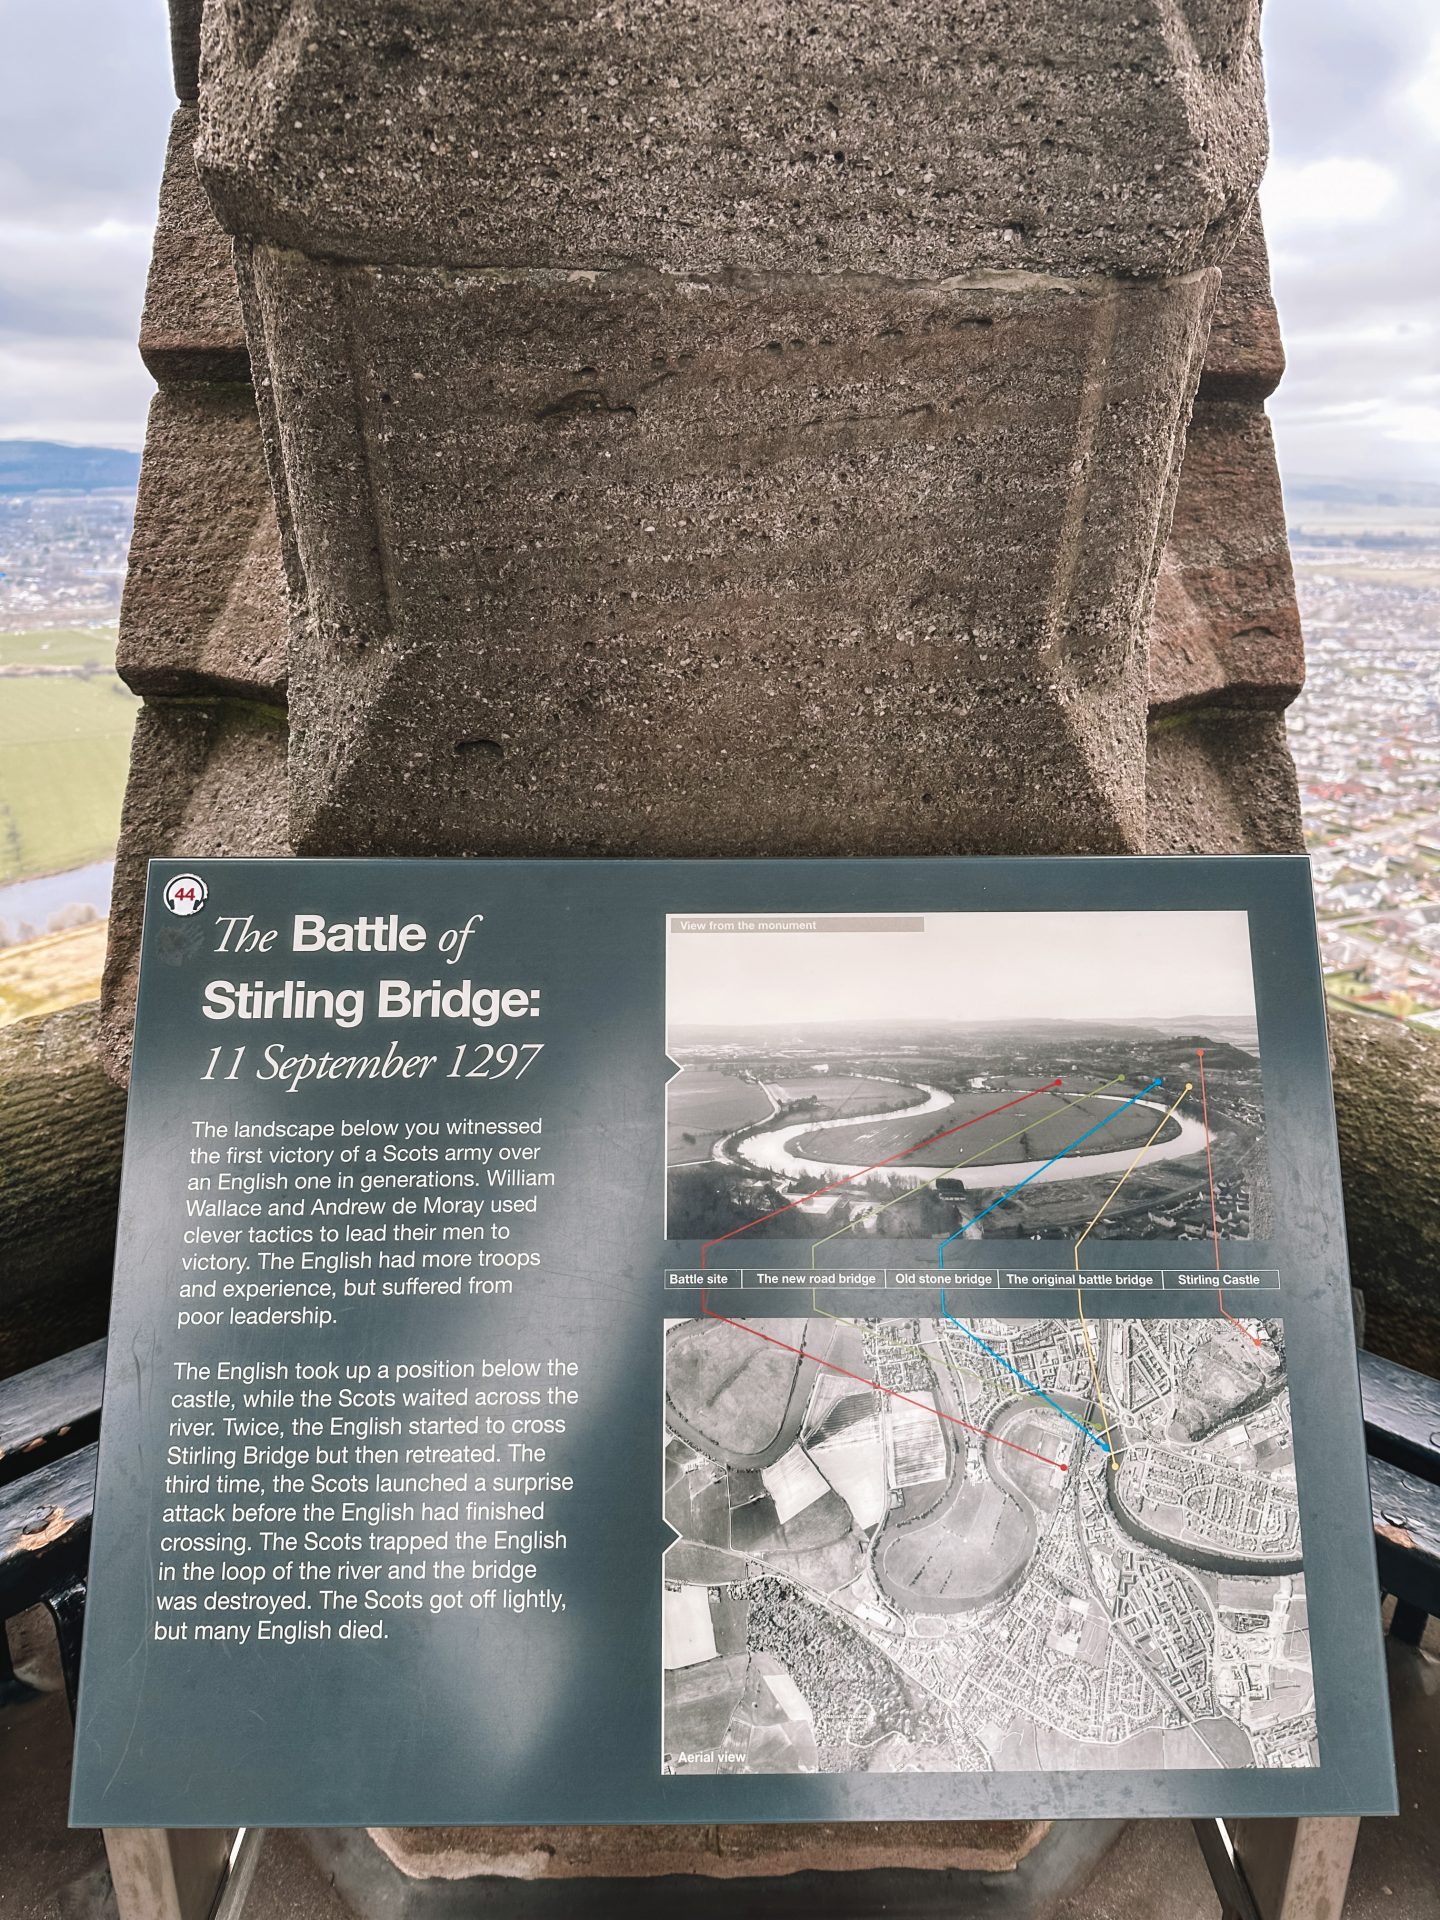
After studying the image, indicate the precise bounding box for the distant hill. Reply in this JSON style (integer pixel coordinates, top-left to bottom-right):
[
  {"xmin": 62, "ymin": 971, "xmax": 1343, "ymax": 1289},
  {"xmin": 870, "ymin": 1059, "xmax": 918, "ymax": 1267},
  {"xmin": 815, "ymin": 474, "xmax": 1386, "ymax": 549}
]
[
  {"xmin": 0, "ymin": 441, "xmax": 141, "ymax": 494},
  {"xmin": 1284, "ymin": 474, "xmax": 1440, "ymax": 510}
]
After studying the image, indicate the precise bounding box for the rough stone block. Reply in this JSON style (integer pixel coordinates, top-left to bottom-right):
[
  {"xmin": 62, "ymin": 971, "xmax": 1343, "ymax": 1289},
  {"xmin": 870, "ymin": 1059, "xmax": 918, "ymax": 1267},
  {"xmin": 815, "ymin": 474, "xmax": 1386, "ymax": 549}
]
[
  {"xmin": 169, "ymin": 0, "xmax": 202, "ymax": 104},
  {"xmin": 1197, "ymin": 212, "xmax": 1284, "ymax": 401},
  {"xmin": 1147, "ymin": 399, "xmax": 1303, "ymax": 715},
  {"xmin": 0, "ymin": 1005, "xmax": 125, "ymax": 1376},
  {"xmin": 99, "ymin": 701, "xmax": 290, "ymax": 1083},
  {"xmin": 1141, "ymin": 201, "xmax": 1303, "ymax": 850},
  {"xmin": 197, "ymin": 1, "xmax": 1265, "ymax": 280},
  {"xmin": 240, "ymin": 249, "xmax": 1215, "ymax": 860},
  {"xmin": 369, "ymin": 1819, "xmax": 1048, "ymax": 1881},
  {"xmin": 141, "ymin": 107, "xmax": 249, "ymax": 384},
  {"xmin": 117, "ymin": 385, "xmax": 287, "ymax": 700},
  {"xmin": 1331, "ymin": 1007, "xmax": 1440, "ymax": 1378},
  {"xmin": 1143, "ymin": 709, "xmax": 1302, "ymax": 854}
]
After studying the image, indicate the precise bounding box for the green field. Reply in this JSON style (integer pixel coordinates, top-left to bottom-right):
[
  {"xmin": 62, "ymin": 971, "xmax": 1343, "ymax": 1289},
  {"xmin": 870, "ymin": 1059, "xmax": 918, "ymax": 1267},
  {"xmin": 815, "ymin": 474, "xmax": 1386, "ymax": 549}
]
[
  {"xmin": 0, "ymin": 628, "xmax": 138, "ymax": 883},
  {"xmin": 0, "ymin": 921, "xmax": 107, "ymax": 1026},
  {"xmin": 0, "ymin": 627, "xmax": 121, "ymax": 670}
]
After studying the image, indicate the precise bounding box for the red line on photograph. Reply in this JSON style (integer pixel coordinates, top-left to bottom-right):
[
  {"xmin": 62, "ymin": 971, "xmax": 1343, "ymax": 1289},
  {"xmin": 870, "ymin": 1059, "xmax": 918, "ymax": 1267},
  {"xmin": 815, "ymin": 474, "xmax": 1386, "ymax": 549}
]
[
  {"xmin": 1217, "ymin": 1291, "xmax": 1265, "ymax": 1348},
  {"xmin": 697, "ymin": 1079, "xmax": 1062, "ymax": 1268},
  {"xmin": 698, "ymin": 1291, "xmax": 1069, "ymax": 1471}
]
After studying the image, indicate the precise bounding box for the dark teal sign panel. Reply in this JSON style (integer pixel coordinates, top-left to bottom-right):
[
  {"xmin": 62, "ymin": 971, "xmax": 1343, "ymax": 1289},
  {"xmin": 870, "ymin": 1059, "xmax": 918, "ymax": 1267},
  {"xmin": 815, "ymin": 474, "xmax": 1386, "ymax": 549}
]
[{"xmin": 71, "ymin": 857, "xmax": 1395, "ymax": 1825}]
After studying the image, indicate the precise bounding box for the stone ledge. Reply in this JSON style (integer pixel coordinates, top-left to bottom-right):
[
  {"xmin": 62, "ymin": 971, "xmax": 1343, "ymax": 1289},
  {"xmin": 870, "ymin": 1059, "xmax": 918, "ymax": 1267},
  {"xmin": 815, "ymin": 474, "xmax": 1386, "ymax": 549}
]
[
  {"xmin": 1148, "ymin": 401, "xmax": 1303, "ymax": 716},
  {"xmin": 369, "ymin": 1820, "xmax": 1049, "ymax": 1882},
  {"xmin": 196, "ymin": 1, "xmax": 1265, "ymax": 281},
  {"xmin": 1143, "ymin": 708, "xmax": 1304, "ymax": 854},
  {"xmin": 141, "ymin": 107, "xmax": 250, "ymax": 385},
  {"xmin": 236, "ymin": 246, "xmax": 1214, "ymax": 862},
  {"xmin": 0, "ymin": 1005, "xmax": 124, "ymax": 1375},
  {"xmin": 1196, "ymin": 213, "xmax": 1285, "ymax": 403},
  {"xmin": 99, "ymin": 699, "xmax": 291, "ymax": 1085},
  {"xmin": 1331, "ymin": 1006, "xmax": 1440, "ymax": 1379},
  {"xmin": 117, "ymin": 384, "xmax": 287, "ymax": 702},
  {"xmin": 168, "ymin": 0, "xmax": 202, "ymax": 105}
]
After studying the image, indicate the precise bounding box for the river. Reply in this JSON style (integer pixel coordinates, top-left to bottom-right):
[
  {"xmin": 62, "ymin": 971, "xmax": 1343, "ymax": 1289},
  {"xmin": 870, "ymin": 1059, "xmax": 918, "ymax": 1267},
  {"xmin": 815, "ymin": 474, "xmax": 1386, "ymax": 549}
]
[
  {"xmin": 731, "ymin": 1081, "xmax": 1210, "ymax": 1191},
  {"xmin": 0, "ymin": 859, "xmax": 113, "ymax": 938}
]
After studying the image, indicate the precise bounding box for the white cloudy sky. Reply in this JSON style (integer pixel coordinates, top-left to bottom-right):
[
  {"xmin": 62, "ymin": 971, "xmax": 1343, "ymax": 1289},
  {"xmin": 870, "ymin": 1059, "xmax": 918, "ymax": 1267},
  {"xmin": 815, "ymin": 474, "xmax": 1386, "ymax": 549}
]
[
  {"xmin": 0, "ymin": 0, "xmax": 1435, "ymax": 484},
  {"xmin": 1260, "ymin": 0, "xmax": 1440, "ymax": 482},
  {"xmin": 667, "ymin": 912, "xmax": 1258, "ymax": 1027}
]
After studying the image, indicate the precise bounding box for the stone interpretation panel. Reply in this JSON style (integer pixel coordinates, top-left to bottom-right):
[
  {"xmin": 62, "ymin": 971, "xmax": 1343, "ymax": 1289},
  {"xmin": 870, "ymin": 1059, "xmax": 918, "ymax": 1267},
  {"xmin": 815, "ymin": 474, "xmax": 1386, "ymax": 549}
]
[{"xmin": 72, "ymin": 857, "xmax": 1392, "ymax": 1827}]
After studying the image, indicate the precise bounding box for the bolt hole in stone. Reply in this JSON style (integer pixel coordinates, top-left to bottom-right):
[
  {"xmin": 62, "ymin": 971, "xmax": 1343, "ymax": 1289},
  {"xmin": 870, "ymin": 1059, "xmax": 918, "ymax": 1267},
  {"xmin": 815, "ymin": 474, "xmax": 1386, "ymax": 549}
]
[
  {"xmin": 454, "ymin": 739, "xmax": 504, "ymax": 759},
  {"xmin": 536, "ymin": 389, "xmax": 631, "ymax": 421},
  {"xmin": 1202, "ymin": 212, "xmax": 1231, "ymax": 248}
]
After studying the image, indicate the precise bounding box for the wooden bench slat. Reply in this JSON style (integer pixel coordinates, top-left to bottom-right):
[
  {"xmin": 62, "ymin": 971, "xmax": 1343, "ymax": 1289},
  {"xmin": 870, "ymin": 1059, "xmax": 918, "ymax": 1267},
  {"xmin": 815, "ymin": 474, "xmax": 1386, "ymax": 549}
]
[
  {"xmin": 1359, "ymin": 1349, "xmax": 1440, "ymax": 1486},
  {"xmin": 0, "ymin": 1440, "xmax": 97, "ymax": 1615},
  {"xmin": 0, "ymin": 1345, "xmax": 1432, "ymax": 1636},
  {"xmin": 1370, "ymin": 1453, "xmax": 1440, "ymax": 1628},
  {"xmin": 0, "ymin": 1338, "xmax": 106, "ymax": 1485}
]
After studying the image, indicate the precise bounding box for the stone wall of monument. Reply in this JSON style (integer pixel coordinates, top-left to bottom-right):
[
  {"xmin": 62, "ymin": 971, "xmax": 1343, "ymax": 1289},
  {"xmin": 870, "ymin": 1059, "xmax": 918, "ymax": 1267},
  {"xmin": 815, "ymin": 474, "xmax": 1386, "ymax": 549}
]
[
  {"xmin": 98, "ymin": 0, "xmax": 1304, "ymax": 1085},
  {"xmin": 67, "ymin": 3, "xmax": 1440, "ymax": 1373}
]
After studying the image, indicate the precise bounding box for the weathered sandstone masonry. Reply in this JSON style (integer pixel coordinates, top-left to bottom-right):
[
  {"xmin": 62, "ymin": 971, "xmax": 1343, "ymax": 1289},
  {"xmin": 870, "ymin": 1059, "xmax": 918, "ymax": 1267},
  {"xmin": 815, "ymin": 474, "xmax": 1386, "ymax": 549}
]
[
  {"xmin": 98, "ymin": 0, "xmax": 1311, "ymax": 1093},
  {"xmin": 0, "ymin": 0, "xmax": 1423, "ymax": 1887},
  {"xmin": 207, "ymin": 0, "xmax": 1270, "ymax": 876}
]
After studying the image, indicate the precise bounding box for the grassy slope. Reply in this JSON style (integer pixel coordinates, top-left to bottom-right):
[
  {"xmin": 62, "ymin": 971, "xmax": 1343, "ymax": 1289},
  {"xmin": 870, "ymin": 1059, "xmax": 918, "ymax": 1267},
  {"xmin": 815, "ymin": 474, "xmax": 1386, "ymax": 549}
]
[
  {"xmin": 0, "ymin": 627, "xmax": 122, "ymax": 669},
  {"xmin": 0, "ymin": 920, "xmax": 107, "ymax": 1026},
  {"xmin": 0, "ymin": 629, "xmax": 138, "ymax": 883}
]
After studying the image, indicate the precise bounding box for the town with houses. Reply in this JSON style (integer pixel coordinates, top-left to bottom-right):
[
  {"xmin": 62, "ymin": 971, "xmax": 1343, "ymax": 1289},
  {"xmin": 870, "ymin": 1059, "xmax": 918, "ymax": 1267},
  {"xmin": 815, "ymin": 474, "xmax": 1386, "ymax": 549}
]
[
  {"xmin": 0, "ymin": 485, "xmax": 134, "ymax": 631},
  {"xmin": 1287, "ymin": 517, "xmax": 1440, "ymax": 1025}
]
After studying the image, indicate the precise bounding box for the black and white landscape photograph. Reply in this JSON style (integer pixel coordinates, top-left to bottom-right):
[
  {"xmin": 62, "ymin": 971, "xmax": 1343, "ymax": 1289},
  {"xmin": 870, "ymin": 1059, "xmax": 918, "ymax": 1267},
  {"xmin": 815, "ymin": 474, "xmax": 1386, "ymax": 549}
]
[{"xmin": 665, "ymin": 911, "xmax": 1270, "ymax": 1247}]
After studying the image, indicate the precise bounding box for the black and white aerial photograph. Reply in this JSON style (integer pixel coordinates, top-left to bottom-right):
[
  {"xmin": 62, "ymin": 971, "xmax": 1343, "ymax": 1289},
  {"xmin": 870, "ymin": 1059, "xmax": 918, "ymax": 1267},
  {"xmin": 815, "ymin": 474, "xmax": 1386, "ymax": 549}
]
[
  {"xmin": 665, "ymin": 912, "xmax": 1269, "ymax": 1247},
  {"xmin": 663, "ymin": 1310, "xmax": 1315, "ymax": 1775}
]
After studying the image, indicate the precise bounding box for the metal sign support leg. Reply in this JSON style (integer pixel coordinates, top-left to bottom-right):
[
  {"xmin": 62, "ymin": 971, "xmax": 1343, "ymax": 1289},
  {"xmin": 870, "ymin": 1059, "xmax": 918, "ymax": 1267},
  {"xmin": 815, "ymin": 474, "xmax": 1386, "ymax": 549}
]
[
  {"xmin": 103, "ymin": 1827, "xmax": 265, "ymax": 1920},
  {"xmin": 1195, "ymin": 1817, "xmax": 1361, "ymax": 1920}
]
